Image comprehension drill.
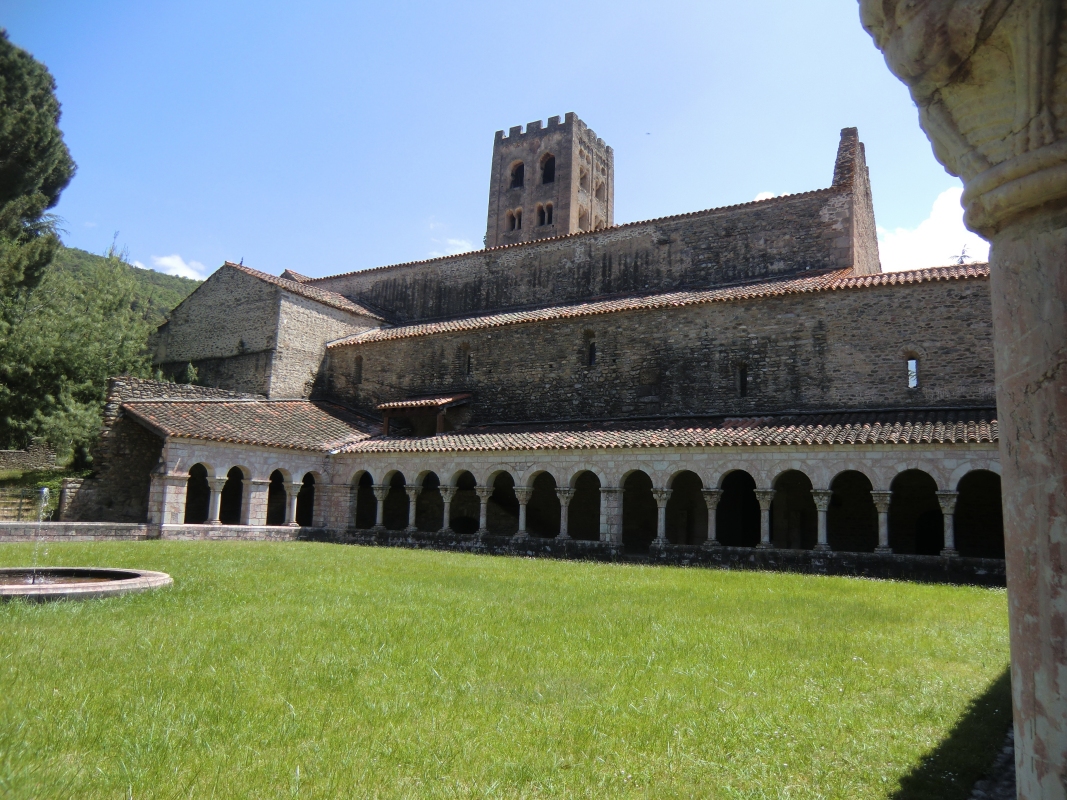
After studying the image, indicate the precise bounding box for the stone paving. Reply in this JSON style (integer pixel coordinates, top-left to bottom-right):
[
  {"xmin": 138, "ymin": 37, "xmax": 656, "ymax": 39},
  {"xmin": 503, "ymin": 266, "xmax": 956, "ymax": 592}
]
[{"xmin": 969, "ymin": 728, "xmax": 1015, "ymax": 800}]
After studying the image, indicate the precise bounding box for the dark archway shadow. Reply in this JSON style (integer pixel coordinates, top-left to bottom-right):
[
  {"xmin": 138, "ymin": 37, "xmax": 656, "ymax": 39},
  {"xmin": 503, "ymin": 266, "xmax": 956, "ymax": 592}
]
[{"xmin": 891, "ymin": 666, "xmax": 1012, "ymax": 800}]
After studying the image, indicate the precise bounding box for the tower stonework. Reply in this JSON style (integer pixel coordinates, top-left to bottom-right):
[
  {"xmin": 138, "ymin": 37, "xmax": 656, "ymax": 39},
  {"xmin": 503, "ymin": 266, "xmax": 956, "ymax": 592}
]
[{"xmin": 485, "ymin": 112, "xmax": 613, "ymax": 249}]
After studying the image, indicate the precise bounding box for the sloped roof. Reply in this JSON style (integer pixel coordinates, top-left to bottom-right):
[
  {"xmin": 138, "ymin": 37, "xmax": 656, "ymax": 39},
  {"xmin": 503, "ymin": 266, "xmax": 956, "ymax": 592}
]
[
  {"xmin": 337, "ymin": 408, "xmax": 998, "ymax": 454},
  {"xmin": 329, "ymin": 264, "xmax": 990, "ymax": 348},
  {"xmin": 123, "ymin": 399, "xmax": 374, "ymax": 452},
  {"xmin": 223, "ymin": 262, "xmax": 385, "ymax": 321},
  {"xmin": 377, "ymin": 393, "xmax": 472, "ymax": 411}
]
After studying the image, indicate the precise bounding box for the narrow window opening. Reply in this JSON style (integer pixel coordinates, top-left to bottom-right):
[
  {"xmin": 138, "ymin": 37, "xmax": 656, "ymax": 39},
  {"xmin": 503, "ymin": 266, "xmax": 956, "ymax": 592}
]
[
  {"xmin": 506, "ymin": 211, "xmax": 516, "ymax": 231},
  {"xmin": 510, "ymin": 162, "xmax": 525, "ymax": 189},
  {"xmin": 545, "ymin": 203, "xmax": 553, "ymax": 224},
  {"xmin": 354, "ymin": 354, "xmax": 363, "ymax": 385},
  {"xmin": 515, "ymin": 208, "xmax": 522, "ymax": 230},
  {"xmin": 595, "ymin": 181, "xmax": 606, "ymax": 202},
  {"xmin": 739, "ymin": 364, "xmax": 748, "ymax": 397},
  {"xmin": 579, "ymin": 167, "xmax": 589, "ymax": 192},
  {"xmin": 537, "ymin": 205, "xmax": 546, "ymax": 226},
  {"xmin": 541, "ymin": 154, "xmax": 555, "ymax": 184},
  {"xmin": 578, "ymin": 208, "xmax": 589, "ymax": 231},
  {"xmin": 461, "ymin": 344, "xmax": 472, "ymax": 376},
  {"xmin": 907, "ymin": 358, "xmax": 919, "ymax": 389},
  {"xmin": 588, "ymin": 341, "xmax": 597, "ymax": 366}
]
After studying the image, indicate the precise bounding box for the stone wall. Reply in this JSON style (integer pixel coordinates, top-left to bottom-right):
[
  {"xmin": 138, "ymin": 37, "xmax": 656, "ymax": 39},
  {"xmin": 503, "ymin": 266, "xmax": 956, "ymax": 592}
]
[
  {"xmin": 326, "ymin": 274, "xmax": 995, "ymax": 424},
  {"xmin": 308, "ymin": 128, "xmax": 875, "ymax": 323},
  {"xmin": 0, "ymin": 440, "xmax": 56, "ymax": 471},
  {"xmin": 153, "ymin": 265, "xmax": 281, "ymax": 394}
]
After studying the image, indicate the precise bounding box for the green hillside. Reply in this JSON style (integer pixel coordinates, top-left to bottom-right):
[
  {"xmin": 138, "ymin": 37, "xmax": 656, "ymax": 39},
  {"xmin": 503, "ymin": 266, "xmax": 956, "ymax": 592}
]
[{"xmin": 53, "ymin": 246, "xmax": 201, "ymax": 325}]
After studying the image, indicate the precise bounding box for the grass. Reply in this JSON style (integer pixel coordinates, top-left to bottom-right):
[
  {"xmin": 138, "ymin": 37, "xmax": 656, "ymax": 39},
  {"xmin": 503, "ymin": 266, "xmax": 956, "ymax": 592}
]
[
  {"xmin": 0, "ymin": 542, "xmax": 1010, "ymax": 799},
  {"xmin": 0, "ymin": 467, "xmax": 92, "ymax": 519}
]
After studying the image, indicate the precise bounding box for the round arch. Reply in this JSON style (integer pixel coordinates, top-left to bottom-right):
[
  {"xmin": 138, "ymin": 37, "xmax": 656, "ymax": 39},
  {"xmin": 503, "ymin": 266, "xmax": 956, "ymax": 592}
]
[
  {"xmin": 717, "ymin": 469, "xmax": 760, "ymax": 547},
  {"xmin": 827, "ymin": 470, "xmax": 877, "ymax": 552},
  {"xmin": 665, "ymin": 470, "xmax": 706, "ymax": 546}
]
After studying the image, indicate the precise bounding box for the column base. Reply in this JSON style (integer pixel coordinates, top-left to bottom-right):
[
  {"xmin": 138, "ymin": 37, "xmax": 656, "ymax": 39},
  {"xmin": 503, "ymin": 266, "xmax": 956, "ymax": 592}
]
[
  {"xmin": 702, "ymin": 539, "xmax": 722, "ymax": 548},
  {"xmin": 556, "ymin": 533, "xmax": 571, "ymax": 541},
  {"xmin": 404, "ymin": 525, "xmax": 418, "ymax": 534},
  {"xmin": 513, "ymin": 531, "xmax": 529, "ymax": 542},
  {"xmin": 371, "ymin": 525, "xmax": 386, "ymax": 533},
  {"xmin": 755, "ymin": 541, "xmax": 775, "ymax": 549},
  {"xmin": 650, "ymin": 538, "xmax": 668, "ymax": 552},
  {"xmin": 439, "ymin": 526, "xmax": 453, "ymax": 535},
  {"xmin": 813, "ymin": 543, "xmax": 832, "ymax": 552},
  {"xmin": 940, "ymin": 548, "xmax": 959, "ymax": 558},
  {"xmin": 874, "ymin": 545, "xmax": 893, "ymax": 554}
]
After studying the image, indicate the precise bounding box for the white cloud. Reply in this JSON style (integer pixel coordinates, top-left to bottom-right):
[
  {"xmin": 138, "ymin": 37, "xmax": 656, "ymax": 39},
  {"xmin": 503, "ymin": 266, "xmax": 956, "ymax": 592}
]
[
  {"xmin": 428, "ymin": 238, "xmax": 475, "ymax": 258},
  {"xmin": 878, "ymin": 187, "xmax": 989, "ymax": 271},
  {"xmin": 135, "ymin": 254, "xmax": 211, "ymax": 280},
  {"xmin": 754, "ymin": 191, "xmax": 777, "ymax": 201}
]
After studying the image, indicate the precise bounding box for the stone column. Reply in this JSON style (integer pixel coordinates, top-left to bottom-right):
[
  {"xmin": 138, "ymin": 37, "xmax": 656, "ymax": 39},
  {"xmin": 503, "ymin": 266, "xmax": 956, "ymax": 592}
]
[
  {"xmin": 245, "ymin": 479, "xmax": 270, "ymax": 526},
  {"xmin": 811, "ymin": 490, "xmax": 833, "ymax": 552},
  {"xmin": 754, "ymin": 489, "xmax": 775, "ymax": 549},
  {"xmin": 514, "ymin": 487, "xmax": 532, "ymax": 539},
  {"xmin": 556, "ymin": 488, "xmax": 574, "ymax": 539},
  {"xmin": 651, "ymin": 489, "xmax": 672, "ymax": 548},
  {"xmin": 600, "ymin": 487, "xmax": 623, "ymax": 545},
  {"xmin": 859, "ymin": 6, "xmax": 1067, "ymax": 792},
  {"xmin": 405, "ymin": 485, "xmax": 422, "ymax": 533},
  {"xmin": 871, "ymin": 491, "xmax": 892, "ymax": 554},
  {"xmin": 286, "ymin": 482, "xmax": 303, "ymax": 527},
  {"xmin": 701, "ymin": 489, "xmax": 722, "ymax": 547},
  {"xmin": 936, "ymin": 490, "xmax": 959, "ymax": 557},
  {"xmin": 207, "ymin": 477, "xmax": 226, "ymax": 525},
  {"xmin": 439, "ymin": 486, "xmax": 455, "ymax": 533},
  {"xmin": 475, "ymin": 486, "xmax": 493, "ymax": 535},
  {"xmin": 371, "ymin": 484, "xmax": 388, "ymax": 531}
]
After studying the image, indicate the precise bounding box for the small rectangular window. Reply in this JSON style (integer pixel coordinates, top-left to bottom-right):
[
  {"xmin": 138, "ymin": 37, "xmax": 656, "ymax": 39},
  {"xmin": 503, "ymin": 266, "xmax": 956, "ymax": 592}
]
[
  {"xmin": 739, "ymin": 364, "xmax": 748, "ymax": 397},
  {"xmin": 907, "ymin": 358, "xmax": 919, "ymax": 389}
]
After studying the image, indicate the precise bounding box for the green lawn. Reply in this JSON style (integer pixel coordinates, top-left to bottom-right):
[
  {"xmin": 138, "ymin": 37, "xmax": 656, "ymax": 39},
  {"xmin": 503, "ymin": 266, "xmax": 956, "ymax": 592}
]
[{"xmin": 0, "ymin": 542, "xmax": 1010, "ymax": 799}]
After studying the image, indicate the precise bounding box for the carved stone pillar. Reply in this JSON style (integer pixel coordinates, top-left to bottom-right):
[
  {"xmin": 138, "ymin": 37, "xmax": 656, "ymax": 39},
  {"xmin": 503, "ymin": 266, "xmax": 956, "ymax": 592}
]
[
  {"xmin": 858, "ymin": 6, "xmax": 1067, "ymax": 789},
  {"xmin": 286, "ymin": 482, "xmax": 303, "ymax": 527},
  {"xmin": 207, "ymin": 477, "xmax": 226, "ymax": 525},
  {"xmin": 371, "ymin": 484, "xmax": 388, "ymax": 531},
  {"xmin": 475, "ymin": 486, "xmax": 492, "ymax": 535},
  {"xmin": 651, "ymin": 489, "xmax": 671, "ymax": 548},
  {"xmin": 811, "ymin": 490, "xmax": 833, "ymax": 552},
  {"xmin": 556, "ymin": 488, "xmax": 574, "ymax": 539},
  {"xmin": 439, "ymin": 486, "xmax": 455, "ymax": 533},
  {"xmin": 405, "ymin": 486, "xmax": 421, "ymax": 533},
  {"xmin": 871, "ymin": 491, "xmax": 893, "ymax": 554},
  {"xmin": 701, "ymin": 489, "xmax": 722, "ymax": 547},
  {"xmin": 245, "ymin": 479, "xmax": 270, "ymax": 527},
  {"xmin": 936, "ymin": 490, "xmax": 960, "ymax": 557},
  {"xmin": 754, "ymin": 489, "xmax": 775, "ymax": 549},
  {"xmin": 514, "ymin": 487, "xmax": 532, "ymax": 539},
  {"xmin": 600, "ymin": 487, "xmax": 623, "ymax": 545}
]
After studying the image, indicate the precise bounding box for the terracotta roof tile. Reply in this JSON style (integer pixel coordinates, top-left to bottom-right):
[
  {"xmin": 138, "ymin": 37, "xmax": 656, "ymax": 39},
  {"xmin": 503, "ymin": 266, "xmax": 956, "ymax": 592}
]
[
  {"xmin": 377, "ymin": 393, "xmax": 472, "ymax": 411},
  {"xmin": 224, "ymin": 262, "xmax": 385, "ymax": 321},
  {"xmin": 329, "ymin": 264, "xmax": 990, "ymax": 348},
  {"xmin": 123, "ymin": 399, "xmax": 374, "ymax": 452},
  {"xmin": 338, "ymin": 408, "xmax": 997, "ymax": 453}
]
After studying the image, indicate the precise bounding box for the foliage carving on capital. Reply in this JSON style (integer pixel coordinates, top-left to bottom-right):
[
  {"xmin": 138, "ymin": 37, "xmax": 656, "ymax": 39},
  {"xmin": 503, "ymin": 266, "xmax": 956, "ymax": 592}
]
[{"xmin": 859, "ymin": 0, "xmax": 1066, "ymax": 234}]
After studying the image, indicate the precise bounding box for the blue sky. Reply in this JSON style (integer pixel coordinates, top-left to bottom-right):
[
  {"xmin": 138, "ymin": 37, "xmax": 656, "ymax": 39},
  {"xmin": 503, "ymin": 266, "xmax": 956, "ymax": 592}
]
[{"xmin": 2, "ymin": 1, "xmax": 989, "ymax": 279}]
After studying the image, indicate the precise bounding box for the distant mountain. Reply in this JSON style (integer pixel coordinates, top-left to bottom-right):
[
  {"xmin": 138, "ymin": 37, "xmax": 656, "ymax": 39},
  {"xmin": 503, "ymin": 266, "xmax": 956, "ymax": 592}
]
[{"xmin": 53, "ymin": 246, "xmax": 201, "ymax": 326}]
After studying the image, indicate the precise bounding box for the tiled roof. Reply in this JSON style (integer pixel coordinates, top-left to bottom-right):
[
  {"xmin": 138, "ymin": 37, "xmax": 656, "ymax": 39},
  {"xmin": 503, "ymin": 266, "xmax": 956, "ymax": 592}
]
[
  {"xmin": 377, "ymin": 393, "xmax": 472, "ymax": 411},
  {"xmin": 329, "ymin": 264, "xmax": 990, "ymax": 348},
  {"xmin": 123, "ymin": 399, "xmax": 374, "ymax": 452},
  {"xmin": 305, "ymin": 187, "xmax": 840, "ymax": 281},
  {"xmin": 338, "ymin": 408, "xmax": 998, "ymax": 453},
  {"xmin": 280, "ymin": 269, "xmax": 311, "ymax": 283},
  {"xmin": 224, "ymin": 262, "xmax": 385, "ymax": 321}
]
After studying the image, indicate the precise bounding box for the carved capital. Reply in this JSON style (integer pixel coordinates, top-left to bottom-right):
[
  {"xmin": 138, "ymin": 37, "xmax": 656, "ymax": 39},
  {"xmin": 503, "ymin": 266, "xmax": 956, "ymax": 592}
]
[
  {"xmin": 753, "ymin": 489, "xmax": 776, "ymax": 511},
  {"xmin": 860, "ymin": 0, "xmax": 1067, "ymax": 235},
  {"xmin": 371, "ymin": 484, "xmax": 389, "ymax": 502},
  {"xmin": 405, "ymin": 486, "xmax": 422, "ymax": 501},
  {"xmin": 208, "ymin": 477, "xmax": 229, "ymax": 493},
  {"xmin": 701, "ymin": 488, "xmax": 723, "ymax": 510},
  {"xmin": 870, "ymin": 490, "xmax": 893, "ymax": 513},
  {"xmin": 514, "ymin": 487, "xmax": 533, "ymax": 504},
  {"xmin": 439, "ymin": 486, "xmax": 456, "ymax": 503},
  {"xmin": 555, "ymin": 488, "xmax": 575, "ymax": 505},
  {"xmin": 474, "ymin": 486, "xmax": 494, "ymax": 501},
  {"xmin": 936, "ymin": 490, "xmax": 959, "ymax": 514},
  {"xmin": 651, "ymin": 488, "xmax": 672, "ymax": 507},
  {"xmin": 811, "ymin": 490, "xmax": 833, "ymax": 512}
]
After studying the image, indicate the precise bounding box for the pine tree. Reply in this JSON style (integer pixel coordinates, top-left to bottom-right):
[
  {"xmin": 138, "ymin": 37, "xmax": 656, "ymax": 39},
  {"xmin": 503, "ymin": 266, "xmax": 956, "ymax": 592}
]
[{"xmin": 0, "ymin": 28, "xmax": 75, "ymax": 293}]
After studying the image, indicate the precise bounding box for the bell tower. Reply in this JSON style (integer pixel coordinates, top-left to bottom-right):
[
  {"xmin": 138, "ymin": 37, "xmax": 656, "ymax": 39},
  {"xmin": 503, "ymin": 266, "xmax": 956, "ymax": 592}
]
[{"xmin": 485, "ymin": 112, "xmax": 613, "ymax": 249}]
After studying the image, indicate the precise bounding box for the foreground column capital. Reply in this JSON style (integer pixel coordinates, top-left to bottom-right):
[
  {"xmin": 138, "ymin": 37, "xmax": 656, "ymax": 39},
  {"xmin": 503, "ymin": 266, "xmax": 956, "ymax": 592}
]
[
  {"xmin": 936, "ymin": 490, "xmax": 960, "ymax": 557},
  {"xmin": 555, "ymin": 488, "xmax": 574, "ymax": 540},
  {"xmin": 811, "ymin": 490, "xmax": 833, "ymax": 552},
  {"xmin": 754, "ymin": 489, "xmax": 775, "ymax": 549}
]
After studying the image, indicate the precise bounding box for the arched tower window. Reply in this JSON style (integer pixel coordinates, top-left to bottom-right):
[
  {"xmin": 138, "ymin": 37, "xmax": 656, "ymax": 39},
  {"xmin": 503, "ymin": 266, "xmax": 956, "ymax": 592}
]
[
  {"xmin": 579, "ymin": 167, "xmax": 589, "ymax": 192},
  {"xmin": 514, "ymin": 208, "xmax": 522, "ymax": 230},
  {"xmin": 595, "ymin": 181, "xmax": 606, "ymax": 202},
  {"xmin": 506, "ymin": 210, "xmax": 516, "ymax": 231},
  {"xmin": 545, "ymin": 203, "xmax": 553, "ymax": 225},
  {"xmin": 907, "ymin": 357, "xmax": 919, "ymax": 389},
  {"xmin": 578, "ymin": 208, "xmax": 589, "ymax": 231},
  {"xmin": 541, "ymin": 154, "xmax": 555, "ymax": 184},
  {"xmin": 537, "ymin": 205, "xmax": 546, "ymax": 226},
  {"xmin": 510, "ymin": 162, "xmax": 525, "ymax": 189}
]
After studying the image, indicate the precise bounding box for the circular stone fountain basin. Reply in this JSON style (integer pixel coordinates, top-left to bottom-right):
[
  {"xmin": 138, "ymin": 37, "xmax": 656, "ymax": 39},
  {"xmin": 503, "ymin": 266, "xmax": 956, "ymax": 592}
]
[{"xmin": 0, "ymin": 567, "xmax": 172, "ymax": 602}]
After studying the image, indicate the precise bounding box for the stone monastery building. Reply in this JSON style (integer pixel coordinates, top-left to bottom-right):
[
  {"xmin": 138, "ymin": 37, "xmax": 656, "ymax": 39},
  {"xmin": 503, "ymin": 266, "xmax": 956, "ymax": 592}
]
[{"xmin": 70, "ymin": 115, "xmax": 1004, "ymax": 568}]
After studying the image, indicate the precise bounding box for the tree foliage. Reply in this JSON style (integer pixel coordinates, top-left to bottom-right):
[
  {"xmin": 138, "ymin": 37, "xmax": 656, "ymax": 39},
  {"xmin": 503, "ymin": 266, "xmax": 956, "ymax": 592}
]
[
  {"xmin": 0, "ymin": 28, "xmax": 75, "ymax": 293},
  {"xmin": 0, "ymin": 250, "xmax": 156, "ymax": 461}
]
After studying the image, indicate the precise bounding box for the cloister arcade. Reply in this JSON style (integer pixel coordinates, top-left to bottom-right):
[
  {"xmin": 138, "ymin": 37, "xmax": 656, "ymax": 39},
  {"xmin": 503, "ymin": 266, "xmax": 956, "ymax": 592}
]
[{"xmin": 153, "ymin": 445, "xmax": 1006, "ymax": 559}]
